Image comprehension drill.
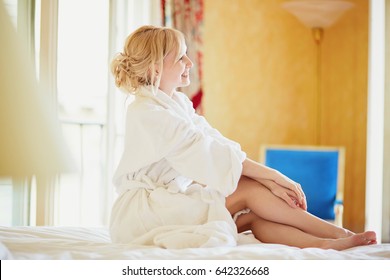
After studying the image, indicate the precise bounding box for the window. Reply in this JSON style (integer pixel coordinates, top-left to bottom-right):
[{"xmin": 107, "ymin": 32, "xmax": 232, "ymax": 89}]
[
  {"xmin": 0, "ymin": 0, "xmax": 161, "ymax": 227},
  {"xmin": 55, "ymin": 0, "xmax": 110, "ymax": 226}
]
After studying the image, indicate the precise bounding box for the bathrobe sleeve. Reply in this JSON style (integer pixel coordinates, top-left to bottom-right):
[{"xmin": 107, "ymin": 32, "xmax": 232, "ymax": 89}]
[
  {"xmin": 177, "ymin": 92, "xmax": 245, "ymax": 152},
  {"xmin": 134, "ymin": 105, "xmax": 246, "ymax": 197}
]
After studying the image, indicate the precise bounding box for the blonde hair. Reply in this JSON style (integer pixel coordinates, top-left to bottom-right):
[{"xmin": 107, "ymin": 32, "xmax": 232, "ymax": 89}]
[{"xmin": 111, "ymin": 25, "xmax": 184, "ymax": 94}]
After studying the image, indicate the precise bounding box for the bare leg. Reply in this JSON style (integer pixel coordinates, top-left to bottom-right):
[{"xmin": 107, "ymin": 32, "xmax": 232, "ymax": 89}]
[
  {"xmin": 235, "ymin": 211, "xmax": 377, "ymax": 250},
  {"xmin": 227, "ymin": 176, "xmax": 351, "ymax": 238},
  {"xmin": 227, "ymin": 176, "xmax": 376, "ymax": 245}
]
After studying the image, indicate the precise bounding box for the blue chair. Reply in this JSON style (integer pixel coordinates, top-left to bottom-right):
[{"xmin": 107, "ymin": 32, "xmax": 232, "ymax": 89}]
[{"xmin": 259, "ymin": 145, "xmax": 345, "ymax": 226}]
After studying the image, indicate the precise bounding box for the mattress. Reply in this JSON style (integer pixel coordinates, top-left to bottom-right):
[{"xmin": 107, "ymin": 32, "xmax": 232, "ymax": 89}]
[{"xmin": 1, "ymin": 226, "xmax": 390, "ymax": 260}]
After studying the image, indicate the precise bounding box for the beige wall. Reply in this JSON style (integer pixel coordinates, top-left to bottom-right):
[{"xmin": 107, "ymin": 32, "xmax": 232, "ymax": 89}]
[{"xmin": 203, "ymin": 0, "xmax": 368, "ymax": 232}]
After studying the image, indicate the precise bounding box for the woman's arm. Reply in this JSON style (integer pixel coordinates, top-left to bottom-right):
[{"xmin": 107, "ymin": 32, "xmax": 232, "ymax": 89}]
[{"xmin": 242, "ymin": 158, "xmax": 307, "ymax": 210}]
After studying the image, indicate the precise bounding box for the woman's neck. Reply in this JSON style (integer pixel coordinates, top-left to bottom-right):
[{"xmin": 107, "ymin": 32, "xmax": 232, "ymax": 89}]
[{"xmin": 158, "ymin": 86, "xmax": 174, "ymax": 98}]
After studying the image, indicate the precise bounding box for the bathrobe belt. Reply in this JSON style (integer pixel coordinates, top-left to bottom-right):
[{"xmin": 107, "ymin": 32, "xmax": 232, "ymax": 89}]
[{"xmin": 116, "ymin": 174, "xmax": 186, "ymax": 196}]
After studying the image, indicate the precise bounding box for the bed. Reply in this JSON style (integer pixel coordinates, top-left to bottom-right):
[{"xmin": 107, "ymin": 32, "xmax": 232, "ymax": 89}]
[{"xmin": 1, "ymin": 226, "xmax": 390, "ymax": 260}]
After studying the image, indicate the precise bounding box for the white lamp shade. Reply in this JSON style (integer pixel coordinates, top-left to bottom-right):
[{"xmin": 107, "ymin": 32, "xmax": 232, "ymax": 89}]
[
  {"xmin": 0, "ymin": 3, "xmax": 73, "ymax": 177},
  {"xmin": 282, "ymin": 0, "xmax": 355, "ymax": 28}
]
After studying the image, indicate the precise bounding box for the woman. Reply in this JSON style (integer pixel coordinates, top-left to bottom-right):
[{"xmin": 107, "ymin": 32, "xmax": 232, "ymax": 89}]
[{"xmin": 109, "ymin": 25, "xmax": 376, "ymax": 250}]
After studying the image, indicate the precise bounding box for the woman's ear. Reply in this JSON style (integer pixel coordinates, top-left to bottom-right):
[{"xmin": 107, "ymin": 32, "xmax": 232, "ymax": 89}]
[{"xmin": 146, "ymin": 63, "xmax": 162, "ymax": 85}]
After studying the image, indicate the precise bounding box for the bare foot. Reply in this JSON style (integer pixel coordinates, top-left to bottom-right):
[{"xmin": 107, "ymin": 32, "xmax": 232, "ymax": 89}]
[{"xmin": 320, "ymin": 231, "xmax": 377, "ymax": 251}]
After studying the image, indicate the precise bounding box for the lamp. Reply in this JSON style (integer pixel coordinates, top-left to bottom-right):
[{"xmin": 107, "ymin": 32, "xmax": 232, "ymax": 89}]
[
  {"xmin": 281, "ymin": 0, "xmax": 354, "ymax": 143},
  {"xmin": 0, "ymin": 3, "xmax": 73, "ymax": 178}
]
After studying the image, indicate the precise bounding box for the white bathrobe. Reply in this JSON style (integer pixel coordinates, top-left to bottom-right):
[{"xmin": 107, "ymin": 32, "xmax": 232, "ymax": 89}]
[{"xmin": 109, "ymin": 86, "xmax": 246, "ymax": 248}]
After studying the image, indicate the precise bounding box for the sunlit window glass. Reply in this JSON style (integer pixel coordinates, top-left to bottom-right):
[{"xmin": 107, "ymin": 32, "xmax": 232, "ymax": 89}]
[{"xmin": 56, "ymin": 0, "xmax": 109, "ymax": 226}]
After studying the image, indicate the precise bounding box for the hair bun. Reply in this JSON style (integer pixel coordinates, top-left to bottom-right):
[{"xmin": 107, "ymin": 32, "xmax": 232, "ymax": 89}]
[{"xmin": 111, "ymin": 52, "xmax": 137, "ymax": 93}]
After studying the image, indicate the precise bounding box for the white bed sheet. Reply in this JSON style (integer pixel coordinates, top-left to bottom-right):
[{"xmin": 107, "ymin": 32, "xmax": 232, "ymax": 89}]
[{"xmin": 0, "ymin": 226, "xmax": 389, "ymax": 260}]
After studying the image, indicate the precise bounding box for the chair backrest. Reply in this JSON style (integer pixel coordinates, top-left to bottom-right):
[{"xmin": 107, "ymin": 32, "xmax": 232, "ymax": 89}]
[{"xmin": 260, "ymin": 145, "xmax": 345, "ymax": 221}]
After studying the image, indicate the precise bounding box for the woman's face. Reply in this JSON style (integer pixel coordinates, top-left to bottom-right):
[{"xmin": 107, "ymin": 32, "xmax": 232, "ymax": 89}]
[{"xmin": 159, "ymin": 41, "xmax": 193, "ymax": 96}]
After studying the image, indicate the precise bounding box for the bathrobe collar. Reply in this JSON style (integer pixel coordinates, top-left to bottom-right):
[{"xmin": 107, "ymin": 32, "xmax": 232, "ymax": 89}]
[{"xmin": 137, "ymin": 86, "xmax": 192, "ymax": 122}]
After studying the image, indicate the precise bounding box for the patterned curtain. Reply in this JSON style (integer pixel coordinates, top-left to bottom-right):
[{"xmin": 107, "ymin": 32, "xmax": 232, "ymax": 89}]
[{"xmin": 161, "ymin": 0, "xmax": 204, "ymax": 114}]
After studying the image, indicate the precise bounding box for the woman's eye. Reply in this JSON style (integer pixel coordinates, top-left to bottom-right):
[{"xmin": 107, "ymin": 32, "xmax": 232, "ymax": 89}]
[{"xmin": 179, "ymin": 52, "xmax": 188, "ymax": 61}]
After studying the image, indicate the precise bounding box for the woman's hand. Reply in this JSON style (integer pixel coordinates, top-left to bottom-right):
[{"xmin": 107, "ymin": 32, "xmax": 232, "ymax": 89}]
[
  {"xmin": 259, "ymin": 176, "xmax": 307, "ymax": 210},
  {"xmin": 274, "ymin": 171, "xmax": 307, "ymax": 210},
  {"xmin": 242, "ymin": 158, "xmax": 307, "ymax": 210}
]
